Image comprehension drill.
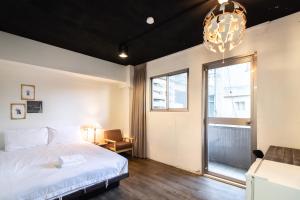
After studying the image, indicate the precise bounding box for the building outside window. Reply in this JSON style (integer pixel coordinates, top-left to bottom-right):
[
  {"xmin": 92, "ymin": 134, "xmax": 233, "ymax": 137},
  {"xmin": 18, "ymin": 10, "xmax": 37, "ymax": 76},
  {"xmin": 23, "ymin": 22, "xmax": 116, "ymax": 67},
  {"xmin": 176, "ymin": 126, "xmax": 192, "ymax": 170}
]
[
  {"xmin": 207, "ymin": 62, "xmax": 251, "ymax": 118},
  {"xmin": 151, "ymin": 69, "xmax": 188, "ymax": 111}
]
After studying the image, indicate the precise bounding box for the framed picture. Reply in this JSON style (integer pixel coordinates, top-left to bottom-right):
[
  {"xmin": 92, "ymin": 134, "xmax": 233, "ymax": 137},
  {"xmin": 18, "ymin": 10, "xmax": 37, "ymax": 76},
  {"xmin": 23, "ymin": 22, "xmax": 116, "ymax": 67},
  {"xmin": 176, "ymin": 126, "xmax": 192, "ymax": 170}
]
[
  {"xmin": 21, "ymin": 84, "xmax": 35, "ymax": 100},
  {"xmin": 11, "ymin": 103, "xmax": 26, "ymax": 120},
  {"xmin": 27, "ymin": 101, "xmax": 43, "ymax": 113}
]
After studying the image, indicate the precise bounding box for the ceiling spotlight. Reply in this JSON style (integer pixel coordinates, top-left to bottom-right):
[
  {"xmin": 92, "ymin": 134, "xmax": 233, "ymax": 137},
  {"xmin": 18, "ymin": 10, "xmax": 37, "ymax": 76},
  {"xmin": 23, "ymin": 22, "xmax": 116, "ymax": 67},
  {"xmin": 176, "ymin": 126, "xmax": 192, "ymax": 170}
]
[
  {"xmin": 118, "ymin": 44, "xmax": 128, "ymax": 58},
  {"xmin": 146, "ymin": 17, "xmax": 154, "ymax": 24}
]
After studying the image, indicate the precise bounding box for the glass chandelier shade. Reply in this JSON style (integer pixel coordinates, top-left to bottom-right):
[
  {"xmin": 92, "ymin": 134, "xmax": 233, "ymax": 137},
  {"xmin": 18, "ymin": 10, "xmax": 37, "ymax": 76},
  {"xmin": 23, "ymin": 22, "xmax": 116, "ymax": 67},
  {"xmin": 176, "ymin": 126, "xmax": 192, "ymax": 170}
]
[{"xmin": 203, "ymin": 1, "xmax": 247, "ymax": 54}]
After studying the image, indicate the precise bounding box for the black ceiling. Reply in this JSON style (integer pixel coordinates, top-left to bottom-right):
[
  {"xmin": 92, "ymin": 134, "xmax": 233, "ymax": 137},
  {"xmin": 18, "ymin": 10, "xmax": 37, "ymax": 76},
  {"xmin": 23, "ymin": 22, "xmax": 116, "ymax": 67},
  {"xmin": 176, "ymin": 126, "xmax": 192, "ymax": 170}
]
[{"xmin": 0, "ymin": 0, "xmax": 299, "ymax": 66}]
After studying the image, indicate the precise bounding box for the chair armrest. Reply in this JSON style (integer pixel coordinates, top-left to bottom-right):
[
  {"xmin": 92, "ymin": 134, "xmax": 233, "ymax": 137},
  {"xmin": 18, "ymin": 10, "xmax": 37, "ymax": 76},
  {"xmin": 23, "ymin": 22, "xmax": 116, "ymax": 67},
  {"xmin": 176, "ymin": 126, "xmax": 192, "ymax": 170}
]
[
  {"xmin": 104, "ymin": 139, "xmax": 116, "ymax": 150},
  {"xmin": 104, "ymin": 139, "xmax": 116, "ymax": 144},
  {"xmin": 123, "ymin": 137, "xmax": 134, "ymax": 143}
]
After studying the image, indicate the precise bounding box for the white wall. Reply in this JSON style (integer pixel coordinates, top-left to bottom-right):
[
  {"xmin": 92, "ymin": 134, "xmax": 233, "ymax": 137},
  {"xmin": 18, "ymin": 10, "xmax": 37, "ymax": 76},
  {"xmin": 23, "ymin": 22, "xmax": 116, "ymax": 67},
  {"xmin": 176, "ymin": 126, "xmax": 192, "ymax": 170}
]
[
  {"xmin": 0, "ymin": 31, "xmax": 128, "ymax": 82},
  {"xmin": 0, "ymin": 30, "xmax": 132, "ymax": 149},
  {"xmin": 0, "ymin": 60, "xmax": 131, "ymax": 149},
  {"xmin": 146, "ymin": 12, "xmax": 300, "ymax": 173}
]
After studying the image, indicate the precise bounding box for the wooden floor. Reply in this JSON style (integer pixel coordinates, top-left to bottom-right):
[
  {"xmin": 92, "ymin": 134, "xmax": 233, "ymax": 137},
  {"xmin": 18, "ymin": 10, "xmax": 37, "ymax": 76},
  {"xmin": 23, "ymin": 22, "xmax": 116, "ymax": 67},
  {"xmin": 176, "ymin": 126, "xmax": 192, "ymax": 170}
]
[{"xmin": 91, "ymin": 158, "xmax": 245, "ymax": 200}]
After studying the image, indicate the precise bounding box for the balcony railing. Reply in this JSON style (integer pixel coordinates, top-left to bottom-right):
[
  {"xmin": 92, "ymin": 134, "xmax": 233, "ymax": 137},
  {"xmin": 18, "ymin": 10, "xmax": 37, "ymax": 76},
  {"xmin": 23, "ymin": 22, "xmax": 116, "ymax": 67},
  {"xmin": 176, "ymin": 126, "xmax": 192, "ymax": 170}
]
[{"xmin": 207, "ymin": 124, "xmax": 252, "ymax": 170}]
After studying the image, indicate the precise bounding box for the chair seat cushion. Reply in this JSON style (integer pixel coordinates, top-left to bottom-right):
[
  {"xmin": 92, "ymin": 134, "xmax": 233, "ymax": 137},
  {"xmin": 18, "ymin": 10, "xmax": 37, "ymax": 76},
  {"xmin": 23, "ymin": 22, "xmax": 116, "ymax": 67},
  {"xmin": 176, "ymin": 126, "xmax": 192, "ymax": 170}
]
[{"xmin": 107, "ymin": 141, "xmax": 133, "ymax": 151}]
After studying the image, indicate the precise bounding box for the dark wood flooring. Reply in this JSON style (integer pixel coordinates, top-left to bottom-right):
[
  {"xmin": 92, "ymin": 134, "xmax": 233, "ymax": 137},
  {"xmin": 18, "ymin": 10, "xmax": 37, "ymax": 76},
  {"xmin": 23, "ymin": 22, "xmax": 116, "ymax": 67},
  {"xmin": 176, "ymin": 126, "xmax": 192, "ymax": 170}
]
[{"xmin": 91, "ymin": 158, "xmax": 245, "ymax": 200}]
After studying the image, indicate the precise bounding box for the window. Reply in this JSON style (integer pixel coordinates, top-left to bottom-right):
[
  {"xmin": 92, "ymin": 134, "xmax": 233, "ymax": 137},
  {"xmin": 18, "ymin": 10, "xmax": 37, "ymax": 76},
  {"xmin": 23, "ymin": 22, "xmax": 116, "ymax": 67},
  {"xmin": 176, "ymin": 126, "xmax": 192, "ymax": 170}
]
[
  {"xmin": 234, "ymin": 101, "xmax": 246, "ymax": 111},
  {"xmin": 208, "ymin": 95, "xmax": 216, "ymax": 116},
  {"xmin": 151, "ymin": 76, "xmax": 167, "ymax": 109},
  {"xmin": 151, "ymin": 69, "xmax": 188, "ymax": 111},
  {"xmin": 207, "ymin": 62, "xmax": 251, "ymax": 118}
]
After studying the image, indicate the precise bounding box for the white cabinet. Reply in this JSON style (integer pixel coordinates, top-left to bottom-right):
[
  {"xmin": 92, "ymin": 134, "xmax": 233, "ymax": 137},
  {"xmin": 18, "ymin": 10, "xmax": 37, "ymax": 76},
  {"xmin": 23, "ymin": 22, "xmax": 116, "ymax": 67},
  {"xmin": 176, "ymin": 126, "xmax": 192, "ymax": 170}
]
[{"xmin": 246, "ymin": 159, "xmax": 300, "ymax": 200}]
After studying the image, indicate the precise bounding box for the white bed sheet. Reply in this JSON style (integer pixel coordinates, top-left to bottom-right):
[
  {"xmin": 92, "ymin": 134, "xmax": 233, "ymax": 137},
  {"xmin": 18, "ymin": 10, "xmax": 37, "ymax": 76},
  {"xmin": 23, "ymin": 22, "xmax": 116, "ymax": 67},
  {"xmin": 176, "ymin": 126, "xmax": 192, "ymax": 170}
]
[{"xmin": 0, "ymin": 142, "xmax": 128, "ymax": 200}]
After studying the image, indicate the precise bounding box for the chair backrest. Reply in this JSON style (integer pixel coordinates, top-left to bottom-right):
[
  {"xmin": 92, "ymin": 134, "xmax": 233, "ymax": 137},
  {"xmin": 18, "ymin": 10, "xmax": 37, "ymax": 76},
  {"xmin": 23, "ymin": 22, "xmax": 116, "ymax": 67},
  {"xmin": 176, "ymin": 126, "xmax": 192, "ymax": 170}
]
[{"xmin": 104, "ymin": 129, "xmax": 123, "ymax": 142}]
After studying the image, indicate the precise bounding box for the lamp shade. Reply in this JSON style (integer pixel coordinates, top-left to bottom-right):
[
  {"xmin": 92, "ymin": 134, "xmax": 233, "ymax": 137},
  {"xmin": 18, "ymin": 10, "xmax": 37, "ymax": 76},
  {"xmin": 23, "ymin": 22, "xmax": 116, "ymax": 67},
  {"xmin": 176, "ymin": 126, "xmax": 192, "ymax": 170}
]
[
  {"xmin": 82, "ymin": 121, "xmax": 102, "ymax": 144},
  {"xmin": 82, "ymin": 122, "xmax": 102, "ymax": 130},
  {"xmin": 203, "ymin": 1, "xmax": 247, "ymax": 54}
]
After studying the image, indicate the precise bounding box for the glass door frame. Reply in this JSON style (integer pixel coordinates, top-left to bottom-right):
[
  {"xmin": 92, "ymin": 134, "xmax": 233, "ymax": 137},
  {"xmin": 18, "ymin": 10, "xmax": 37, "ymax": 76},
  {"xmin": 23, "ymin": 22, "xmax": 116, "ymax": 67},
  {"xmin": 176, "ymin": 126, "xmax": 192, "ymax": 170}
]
[{"xmin": 202, "ymin": 53, "xmax": 257, "ymax": 184}]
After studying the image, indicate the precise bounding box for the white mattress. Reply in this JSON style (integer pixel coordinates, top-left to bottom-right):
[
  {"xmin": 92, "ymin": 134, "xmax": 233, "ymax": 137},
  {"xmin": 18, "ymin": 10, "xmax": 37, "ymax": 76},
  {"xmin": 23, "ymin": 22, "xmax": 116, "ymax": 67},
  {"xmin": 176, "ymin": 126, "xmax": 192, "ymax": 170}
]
[{"xmin": 0, "ymin": 142, "xmax": 128, "ymax": 200}]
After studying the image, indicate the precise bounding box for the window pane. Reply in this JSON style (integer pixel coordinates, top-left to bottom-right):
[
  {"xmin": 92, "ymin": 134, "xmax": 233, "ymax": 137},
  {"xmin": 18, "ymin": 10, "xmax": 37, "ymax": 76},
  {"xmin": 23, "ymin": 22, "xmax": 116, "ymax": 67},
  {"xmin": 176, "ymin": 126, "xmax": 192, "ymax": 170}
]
[
  {"xmin": 208, "ymin": 95, "xmax": 216, "ymax": 116},
  {"xmin": 168, "ymin": 72, "xmax": 188, "ymax": 109},
  {"xmin": 208, "ymin": 62, "xmax": 251, "ymax": 118},
  {"xmin": 152, "ymin": 76, "xmax": 167, "ymax": 109}
]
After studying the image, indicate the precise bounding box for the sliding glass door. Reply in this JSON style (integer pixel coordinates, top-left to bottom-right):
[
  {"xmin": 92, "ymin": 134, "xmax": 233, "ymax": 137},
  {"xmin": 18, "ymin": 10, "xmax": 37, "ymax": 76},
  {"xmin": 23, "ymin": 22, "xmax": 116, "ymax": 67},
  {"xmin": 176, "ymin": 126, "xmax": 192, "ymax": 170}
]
[{"xmin": 203, "ymin": 54, "xmax": 256, "ymax": 184}]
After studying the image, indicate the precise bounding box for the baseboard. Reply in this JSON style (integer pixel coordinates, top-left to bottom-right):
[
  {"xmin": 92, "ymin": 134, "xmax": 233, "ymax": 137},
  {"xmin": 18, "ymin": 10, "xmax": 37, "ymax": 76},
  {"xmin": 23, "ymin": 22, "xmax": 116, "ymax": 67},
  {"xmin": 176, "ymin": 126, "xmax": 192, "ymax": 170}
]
[{"xmin": 204, "ymin": 174, "xmax": 246, "ymax": 189}]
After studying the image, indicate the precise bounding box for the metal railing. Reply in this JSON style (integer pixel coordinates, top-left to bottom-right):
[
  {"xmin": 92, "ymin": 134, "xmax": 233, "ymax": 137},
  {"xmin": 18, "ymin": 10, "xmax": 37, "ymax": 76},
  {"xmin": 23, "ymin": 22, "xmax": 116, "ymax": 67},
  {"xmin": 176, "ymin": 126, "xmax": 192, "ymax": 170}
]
[{"xmin": 207, "ymin": 124, "xmax": 252, "ymax": 170}]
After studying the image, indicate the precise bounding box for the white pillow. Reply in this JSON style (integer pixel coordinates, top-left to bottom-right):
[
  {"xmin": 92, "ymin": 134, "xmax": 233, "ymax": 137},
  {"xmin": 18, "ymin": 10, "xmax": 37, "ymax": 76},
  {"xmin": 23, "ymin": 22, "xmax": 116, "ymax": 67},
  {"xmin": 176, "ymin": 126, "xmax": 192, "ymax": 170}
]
[
  {"xmin": 4, "ymin": 128, "xmax": 48, "ymax": 152},
  {"xmin": 48, "ymin": 126, "xmax": 82, "ymax": 145}
]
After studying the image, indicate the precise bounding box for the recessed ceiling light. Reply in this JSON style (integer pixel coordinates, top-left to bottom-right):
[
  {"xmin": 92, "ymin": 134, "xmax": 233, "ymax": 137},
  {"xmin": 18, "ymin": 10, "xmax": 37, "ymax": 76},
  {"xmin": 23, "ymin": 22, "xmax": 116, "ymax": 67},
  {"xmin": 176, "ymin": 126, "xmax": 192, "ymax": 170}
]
[{"xmin": 146, "ymin": 17, "xmax": 154, "ymax": 25}]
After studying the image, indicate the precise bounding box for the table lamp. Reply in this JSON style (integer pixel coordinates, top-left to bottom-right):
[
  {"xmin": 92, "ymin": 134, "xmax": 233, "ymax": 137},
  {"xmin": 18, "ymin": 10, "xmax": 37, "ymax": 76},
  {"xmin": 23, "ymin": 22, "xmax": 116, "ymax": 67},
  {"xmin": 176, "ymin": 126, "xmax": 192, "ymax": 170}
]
[{"xmin": 83, "ymin": 122, "xmax": 102, "ymax": 144}]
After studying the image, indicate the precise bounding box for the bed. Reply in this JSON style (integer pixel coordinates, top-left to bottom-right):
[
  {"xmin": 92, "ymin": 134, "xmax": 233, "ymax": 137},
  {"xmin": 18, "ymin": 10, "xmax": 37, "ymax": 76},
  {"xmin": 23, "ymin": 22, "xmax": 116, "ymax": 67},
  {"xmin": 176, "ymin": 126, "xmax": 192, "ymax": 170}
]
[{"xmin": 0, "ymin": 142, "xmax": 128, "ymax": 200}]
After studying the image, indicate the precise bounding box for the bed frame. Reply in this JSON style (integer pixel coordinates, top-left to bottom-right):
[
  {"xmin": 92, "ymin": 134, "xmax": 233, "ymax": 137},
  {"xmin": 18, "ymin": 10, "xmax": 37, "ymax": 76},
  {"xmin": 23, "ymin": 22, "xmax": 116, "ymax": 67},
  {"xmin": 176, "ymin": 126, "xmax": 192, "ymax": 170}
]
[{"xmin": 53, "ymin": 173, "xmax": 129, "ymax": 200}]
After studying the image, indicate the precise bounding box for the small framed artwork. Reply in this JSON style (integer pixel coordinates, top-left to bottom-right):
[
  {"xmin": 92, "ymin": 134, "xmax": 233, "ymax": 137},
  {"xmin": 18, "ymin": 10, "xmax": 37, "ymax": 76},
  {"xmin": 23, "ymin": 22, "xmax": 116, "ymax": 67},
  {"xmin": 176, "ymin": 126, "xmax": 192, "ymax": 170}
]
[
  {"xmin": 11, "ymin": 103, "xmax": 26, "ymax": 120},
  {"xmin": 21, "ymin": 84, "xmax": 35, "ymax": 100},
  {"xmin": 27, "ymin": 101, "xmax": 43, "ymax": 113}
]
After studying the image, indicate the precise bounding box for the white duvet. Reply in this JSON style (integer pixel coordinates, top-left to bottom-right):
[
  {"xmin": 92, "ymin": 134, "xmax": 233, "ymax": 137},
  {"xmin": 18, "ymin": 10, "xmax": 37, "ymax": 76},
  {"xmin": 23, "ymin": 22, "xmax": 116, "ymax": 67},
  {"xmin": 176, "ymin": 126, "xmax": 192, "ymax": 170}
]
[{"xmin": 0, "ymin": 142, "xmax": 128, "ymax": 200}]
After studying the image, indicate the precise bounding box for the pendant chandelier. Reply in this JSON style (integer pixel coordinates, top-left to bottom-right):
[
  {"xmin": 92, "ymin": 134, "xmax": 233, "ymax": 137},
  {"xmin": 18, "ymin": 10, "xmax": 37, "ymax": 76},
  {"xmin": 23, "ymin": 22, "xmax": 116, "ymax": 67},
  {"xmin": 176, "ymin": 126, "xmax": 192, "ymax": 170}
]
[{"xmin": 203, "ymin": 0, "xmax": 247, "ymax": 55}]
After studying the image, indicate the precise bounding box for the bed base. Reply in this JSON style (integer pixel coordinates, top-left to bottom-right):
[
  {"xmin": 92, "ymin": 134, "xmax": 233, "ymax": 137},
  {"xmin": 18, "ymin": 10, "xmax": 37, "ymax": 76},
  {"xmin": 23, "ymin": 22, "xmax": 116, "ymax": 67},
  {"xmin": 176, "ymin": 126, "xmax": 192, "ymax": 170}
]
[{"xmin": 54, "ymin": 173, "xmax": 129, "ymax": 200}]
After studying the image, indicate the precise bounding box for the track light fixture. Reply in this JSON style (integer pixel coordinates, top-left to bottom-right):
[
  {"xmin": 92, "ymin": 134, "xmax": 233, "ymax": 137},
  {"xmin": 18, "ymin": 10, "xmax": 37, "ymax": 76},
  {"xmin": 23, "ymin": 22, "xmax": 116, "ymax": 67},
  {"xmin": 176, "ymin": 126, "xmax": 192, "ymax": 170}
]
[{"xmin": 118, "ymin": 44, "xmax": 128, "ymax": 58}]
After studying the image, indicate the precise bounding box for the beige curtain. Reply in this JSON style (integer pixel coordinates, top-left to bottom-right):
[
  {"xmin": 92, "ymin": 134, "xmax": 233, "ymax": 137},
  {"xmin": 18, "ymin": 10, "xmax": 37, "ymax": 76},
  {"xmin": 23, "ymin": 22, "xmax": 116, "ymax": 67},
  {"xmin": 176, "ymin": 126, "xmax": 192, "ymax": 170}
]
[{"xmin": 131, "ymin": 64, "xmax": 147, "ymax": 158}]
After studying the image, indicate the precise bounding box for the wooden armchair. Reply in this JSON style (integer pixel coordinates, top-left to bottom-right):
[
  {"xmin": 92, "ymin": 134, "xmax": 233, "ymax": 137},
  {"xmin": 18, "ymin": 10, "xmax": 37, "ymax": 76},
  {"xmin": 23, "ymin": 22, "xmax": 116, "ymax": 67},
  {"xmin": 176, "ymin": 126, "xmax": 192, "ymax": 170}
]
[{"xmin": 104, "ymin": 129, "xmax": 134, "ymax": 155}]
